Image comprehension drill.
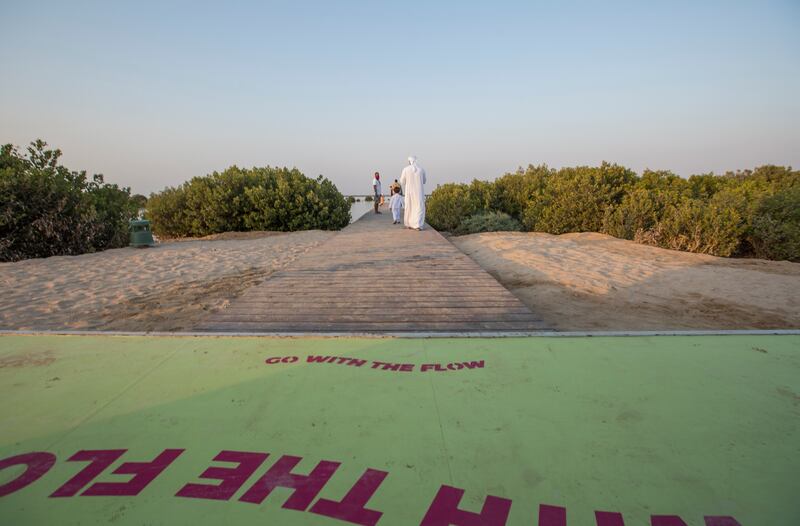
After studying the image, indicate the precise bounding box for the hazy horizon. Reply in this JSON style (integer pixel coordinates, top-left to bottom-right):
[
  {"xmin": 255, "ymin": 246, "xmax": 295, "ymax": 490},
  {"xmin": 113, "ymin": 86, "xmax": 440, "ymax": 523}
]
[{"xmin": 2, "ymin": 0, "xmax": 799, "ymax": 196}]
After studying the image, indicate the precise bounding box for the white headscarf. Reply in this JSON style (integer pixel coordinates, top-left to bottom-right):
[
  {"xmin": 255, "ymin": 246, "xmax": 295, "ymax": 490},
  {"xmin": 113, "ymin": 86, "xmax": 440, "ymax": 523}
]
[{"xmin": 408, "ymin": 156, "xmax": 417, "ymax": 164}]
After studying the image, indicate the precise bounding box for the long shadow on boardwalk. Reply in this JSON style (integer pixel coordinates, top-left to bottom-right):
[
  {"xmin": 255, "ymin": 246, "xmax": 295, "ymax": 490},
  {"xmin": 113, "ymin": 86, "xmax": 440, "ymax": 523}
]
[{"xmin": 197, "ymin": 211, "xmax": 549, "ymax": 332}]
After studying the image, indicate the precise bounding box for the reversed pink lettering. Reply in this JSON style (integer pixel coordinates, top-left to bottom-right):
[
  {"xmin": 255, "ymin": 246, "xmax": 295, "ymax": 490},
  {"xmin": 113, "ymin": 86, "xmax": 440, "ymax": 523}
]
[
  {"xmin": 82, "ymin": 449, "xmax": 184, "ymax": 496},
  {"xmin": 381, "ymin": 363, "xmax": 401, "ymax": 371},
  {"xmin": 1, "ymin": 444, "xmax": 743, "ymax": 526},
  {"xmin": 310, "ymin": 468, "xmax": 388, "ymax": 526},
  {"xmin": 176, "ymin": 450, "xmax": 268, "ymax": 501},
  {"xmin": 447, "ymin": 363, "xmax": 464, "ymax": 371},
  {"xmin": 0, "ymin": 452, "xmax": 56, "ymax": 497},
  {"xmin": 539, "ymin": 504, "xmax": 566, "ymax": 526},
  {"xmin": 400, "ymin": 364, "xmax": 414, "ymax": 372},
  {"xmin": 462, "ymin": 361, "xmax": 485, "ymax": 370},
  {"xmin": 371, "ymin": 361, "xmax": 387, "ymax": 369},
  {"xmin": 239, "ymin": 455, "xmax": 340, "ymax": 510},
  {"xmin": 651, "ymin": 517, "xmax": 687, "ymax": 526},
  {"xmin": 704, "ymin": 518, "xmax": 742, "ymax": 526},
  {"xmin": 419, "ymin": 485, "xmax": 511, "ymax": 526},
  {"xmin": 596, "ymin": 511, "xmax": 625, "ymax": 526},
  {"xmin": 50, "ymin": 450, "xmax": 126, "ymax": 498}
]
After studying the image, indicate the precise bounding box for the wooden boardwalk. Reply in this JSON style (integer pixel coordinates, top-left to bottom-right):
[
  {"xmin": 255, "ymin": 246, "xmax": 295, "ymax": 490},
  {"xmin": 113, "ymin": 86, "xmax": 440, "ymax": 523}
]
[{"xmin": 197, "ymin": 210, "xmax": 548, "ymax": 332}]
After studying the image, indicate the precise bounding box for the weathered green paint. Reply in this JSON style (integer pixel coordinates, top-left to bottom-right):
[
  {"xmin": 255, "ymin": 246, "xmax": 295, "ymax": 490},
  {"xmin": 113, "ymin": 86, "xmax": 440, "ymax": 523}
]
[
  {"xmin": 128, "ymin": 219, "xmax": 154, "ymax": 247},
  {"xmin": 0, "ymin": 335, "xmax": 798, "ymax": 525}
]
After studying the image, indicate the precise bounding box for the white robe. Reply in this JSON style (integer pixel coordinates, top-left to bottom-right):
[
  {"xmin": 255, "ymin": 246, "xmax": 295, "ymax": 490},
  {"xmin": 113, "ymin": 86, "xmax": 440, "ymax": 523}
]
[
  {"xmin": 389, "ymin": 193, "xmax": 404, "ymax": 221},
  {"xmin": 399, "ymin": 162, "xmax": 426, "ymax": 229},
  {"xmin": 389, "ymin": 193, "xmax": 404, "ymax": 211}
]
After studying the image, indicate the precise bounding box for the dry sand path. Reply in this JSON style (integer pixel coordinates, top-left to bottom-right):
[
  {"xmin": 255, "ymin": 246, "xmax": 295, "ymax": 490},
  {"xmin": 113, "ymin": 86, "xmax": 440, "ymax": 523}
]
[
  {"xmin": 3, "ymin": 224, "xmax": 798, "ymax": 333},
  {"xmin": 452, "ymin": 232, "xmax": 800, "ymax": 330},
  {"xmin": 0, "ymin": 231, "xmax": 332, "ymax": 331}
]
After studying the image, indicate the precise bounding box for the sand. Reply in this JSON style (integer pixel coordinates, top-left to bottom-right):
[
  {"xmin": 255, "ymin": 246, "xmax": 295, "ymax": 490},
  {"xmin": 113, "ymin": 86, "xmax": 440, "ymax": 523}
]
[
  {"xmin": 0, "ymin": 231, "xmax": 332, "ymax": 331},
  {"xmin": 451, "ymin": 232, "xmax": 800, "ymax": 330},
  {"xmin": 3, "ymin": 228, "xmax": 798, "ymax": 332}
]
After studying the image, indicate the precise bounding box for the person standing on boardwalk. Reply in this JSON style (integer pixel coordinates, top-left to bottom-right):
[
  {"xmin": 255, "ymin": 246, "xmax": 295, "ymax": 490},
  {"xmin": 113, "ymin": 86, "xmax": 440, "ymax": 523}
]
[
  {"xmin": 399, "ymin": 156, "xmax": 426, "ymax": 230},
  {"xmin": 372, "ymin": 172, "xmax": 382, "ymax": 214},
  {"xmin": 389, "ymin": 186, "xmax": 404, "ymax": 224}
]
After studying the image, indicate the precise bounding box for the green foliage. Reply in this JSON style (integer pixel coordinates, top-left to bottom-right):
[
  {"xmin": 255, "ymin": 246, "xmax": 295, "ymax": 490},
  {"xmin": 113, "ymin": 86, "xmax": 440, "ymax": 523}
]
[
  {"xmin": 627, "ymin": 169, "xmax": 796, "ymax": 257},
  {"xmin": 522, "ymin": 162, "xmax": 636, "ymax": 233},
  {"xmin": 426, "ymin": 161, "xmax": 799, "ymax": 260},
  {"xmin": 466, "ymin": 179, "xmax": 496, "ymax": 211},
  {"xmin": 634, "ymin": 191, "xmax": 747, "ymax": 257},
  {"xmin": 88, "ymin": 174, "xmax": 139, "ymax": 249},
  {"xmin": 146, "ymin": 166, "xmax": 350, "ymax": 237},
  {"xmin": 726, "ymin": 165, "xmax": 800, "ymax": 191},
  {"xmin": 426, "ymin": 183, "xmax": 482, "ymax": 231},
  {"xmin": 145, "ymin": 187, "xmax": 189, "ymax": 236},
  {"xmin": 602, "ymin": 170, "xmax": 688, "ymax": 239},
  {"xmin": 749, "ymin": 188, "xmax": 800, "ymax": 261},
  {"xmin": 130, "ymin": 194, "xmax": 148, "ymax": 209},
  {"xmin": 491, "ymin": 165, "xmax": 552, "ymax": 218},
  {"xmin": 347, "ymin": 196, "xmax": 356, "ymax": 204},
  {"xmin": 364, "ymin": 195, "xmax": 373, "ymax": 202},
  {"xmin": 453, "ymin": 211, "xmax": 522, "ymax": 235},
  {"xmin": 1, "ymin": 140, "xmax": 137, "ymax": 262}
]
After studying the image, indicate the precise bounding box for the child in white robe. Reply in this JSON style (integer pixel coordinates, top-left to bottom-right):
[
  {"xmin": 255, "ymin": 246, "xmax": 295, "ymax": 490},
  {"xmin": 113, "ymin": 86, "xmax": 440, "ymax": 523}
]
[{"xmin": 389, "ymin": 188, "xmax": 404, "ymax": 224}]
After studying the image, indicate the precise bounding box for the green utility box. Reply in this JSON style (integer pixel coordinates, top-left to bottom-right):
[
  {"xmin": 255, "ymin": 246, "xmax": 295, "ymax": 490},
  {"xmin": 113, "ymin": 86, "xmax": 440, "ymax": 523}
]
[{"xmin": 129, "ymin": 219, "xmax": 155, "ymax": 247}]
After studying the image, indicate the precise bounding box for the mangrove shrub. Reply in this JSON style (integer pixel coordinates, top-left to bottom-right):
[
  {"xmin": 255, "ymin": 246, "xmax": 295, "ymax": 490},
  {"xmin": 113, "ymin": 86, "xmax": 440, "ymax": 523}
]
[
  {"xmin": 1, "ymin": 140, "xmax": 137, "ymax": 262},
  {"xmin": 146, "ymin": 166, "xmax": 350, "ymax": 237},
  {"xmin": 426, "ymin": 162, "xmax": 799, "ymax": 261}
]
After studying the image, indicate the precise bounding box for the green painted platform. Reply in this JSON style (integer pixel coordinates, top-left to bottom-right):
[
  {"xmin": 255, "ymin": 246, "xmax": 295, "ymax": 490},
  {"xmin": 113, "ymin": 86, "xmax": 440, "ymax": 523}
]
[{"xmin": 1, "ymin": 334, "xmax": 798, "ymax": 525}]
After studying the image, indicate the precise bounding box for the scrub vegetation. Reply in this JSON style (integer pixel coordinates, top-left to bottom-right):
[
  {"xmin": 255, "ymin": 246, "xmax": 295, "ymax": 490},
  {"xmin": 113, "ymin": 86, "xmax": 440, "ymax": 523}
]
[
  {"xmin": 453, "ymin": 211, "xmax": 522, "ymax": 235},
  {"xmin": 428, "ymin": 162, "xmax": 800, "ymax": 261},
  {"xmin": 2, "ymin": 140, "xmax": 350, "ymax": 261},
  {"xmin": 1, "ymin": 140, "xmax": 140, "ymax": 262},
  {"xmin": 146, "ymin": 166, "xmax": 350, "ymax": 237}
]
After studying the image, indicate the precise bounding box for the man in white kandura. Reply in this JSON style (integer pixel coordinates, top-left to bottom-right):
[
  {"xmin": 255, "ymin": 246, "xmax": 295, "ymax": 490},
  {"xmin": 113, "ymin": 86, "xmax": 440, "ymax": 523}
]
[{"xmin": 399, "ymin": 156, "xmax": 427, "ymax": 230}]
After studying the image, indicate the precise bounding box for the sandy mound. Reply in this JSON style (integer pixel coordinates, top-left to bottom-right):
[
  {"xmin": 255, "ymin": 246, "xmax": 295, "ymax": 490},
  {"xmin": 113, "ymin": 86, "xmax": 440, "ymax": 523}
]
[
  {"xmin": 0, "ymin": 231, "xmax": 333, "ymax": 331},
  {"xmin": 452, "ymin": 232, "xmax": 800, "ymax": 330},
  {"xmin": 159, "ymin": 230, "xmax": 284, "ymax": 242}
]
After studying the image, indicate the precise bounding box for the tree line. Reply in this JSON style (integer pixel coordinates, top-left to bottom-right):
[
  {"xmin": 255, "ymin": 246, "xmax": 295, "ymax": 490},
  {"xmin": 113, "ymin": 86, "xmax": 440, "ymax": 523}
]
[
  {"xmin": 146, "ymin": 166, "xmax": 350, "ymax": 238},
  {"xmin": 1, "ymin": 141, "xmax": 144, "ymax": 262},
  {"xmin": 427, "ymin": 162, "xmax": 799, "ymax": 261},
  {"xmin": 1, "ymin": 140, "xmax": 350, "ymax": 261},
  {"xmin": 4, "ymin": 140, "xmax": 797, "ymax": 262}
]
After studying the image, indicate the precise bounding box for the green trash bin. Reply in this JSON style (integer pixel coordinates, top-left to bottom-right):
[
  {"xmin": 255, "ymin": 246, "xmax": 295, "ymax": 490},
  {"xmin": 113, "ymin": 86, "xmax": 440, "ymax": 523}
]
[{"xmin": 129, "ymin": 219, "xmax": 155, "ymax": 247}]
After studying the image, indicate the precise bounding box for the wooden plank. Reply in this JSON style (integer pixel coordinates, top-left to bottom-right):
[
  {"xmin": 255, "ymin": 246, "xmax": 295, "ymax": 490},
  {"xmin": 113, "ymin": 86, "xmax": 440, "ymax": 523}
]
[
  {"xmin": 198, "ymin": 321, "xmax": 549, "ymax": 332},
  {"xmin": 207, "ymin": 315, "xmax": 540, "ymax": 324},
  {"xmin": 239, "ymin": 294, "xmax": 522, "ymax": 300},
  {"xmin": 197, "ymin": 212, "xmax": 550, "ymax": 332},
  {"xmin": 240, "ymin": 288, "xmax": 512, "ymax": 294},
  {"xmin": 211, "ymin": 313, "xmax": 542, "ymax": 321},
  {"xmin": 228, "ymin": 304, "xmax": 519, "ymax": 309}
]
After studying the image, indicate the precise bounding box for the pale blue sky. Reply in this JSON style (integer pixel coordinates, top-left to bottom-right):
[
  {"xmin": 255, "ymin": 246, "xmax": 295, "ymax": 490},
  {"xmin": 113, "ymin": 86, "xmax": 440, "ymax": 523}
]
[{"xmin": 1, "ymin": 0, "xmax": 798, "ymax": 195}]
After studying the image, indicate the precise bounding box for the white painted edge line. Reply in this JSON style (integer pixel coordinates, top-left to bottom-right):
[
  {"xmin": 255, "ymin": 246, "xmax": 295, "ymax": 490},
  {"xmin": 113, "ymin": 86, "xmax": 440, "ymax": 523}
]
[{"xmin": 0, "ymin": 329, "xmax": 799, "ymax": 338}]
